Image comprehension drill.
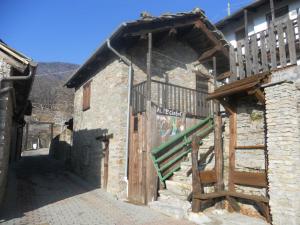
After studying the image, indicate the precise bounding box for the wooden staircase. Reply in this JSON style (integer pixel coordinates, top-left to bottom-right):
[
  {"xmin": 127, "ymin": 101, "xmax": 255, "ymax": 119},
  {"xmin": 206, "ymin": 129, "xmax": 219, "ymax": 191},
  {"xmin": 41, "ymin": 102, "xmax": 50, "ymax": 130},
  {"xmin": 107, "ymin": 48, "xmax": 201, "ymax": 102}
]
[{"xmin": 149, "ymin": 130, "xmax": 215, "ymax": 219}]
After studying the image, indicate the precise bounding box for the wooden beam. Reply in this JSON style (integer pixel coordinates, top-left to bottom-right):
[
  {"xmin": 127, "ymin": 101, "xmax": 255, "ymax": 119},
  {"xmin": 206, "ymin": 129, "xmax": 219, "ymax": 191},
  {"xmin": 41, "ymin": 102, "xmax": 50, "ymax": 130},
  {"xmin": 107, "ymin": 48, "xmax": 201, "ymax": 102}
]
[
  {"xmin": 146, "ymin": 33, "xmax": 152, "ymax": 100},
  {"xmin": 233, "ymin": 171, "xmax": 267, "ymax": 188},
  {"xmin": 218, "ymin": 99, "xmax": 234, "ymax": 115},
  {"xmin": 228, "ymin": 108, "xmax": 237, "ymax": 192},
  {"xmin": 235, "ymin": 145, "xmax": 266, "ymax": 149},
  {"xmin": 216, "ymin": 71, "xmax": 232, "ymax": 81},
  {"xmin": 248, "ymin": 88, "xmax": 265, "ymax": 104},
  {"xmin": 194, "ymin": 20, "xmax": 228, "ymax": 57},
  {"xmin": 244, "ymin": 9, "xmax": 248, "ymax": 37},
  {"xmin": 198, "ymin": 45, "xmax": 223, "ymax": 62},
  {"xmin": 191, "ymin": 136, "xmax": 203, "ymax": 212},
  {"xmin": 199, "ymin": 170, "xmax": 217, "ymax": 184}
]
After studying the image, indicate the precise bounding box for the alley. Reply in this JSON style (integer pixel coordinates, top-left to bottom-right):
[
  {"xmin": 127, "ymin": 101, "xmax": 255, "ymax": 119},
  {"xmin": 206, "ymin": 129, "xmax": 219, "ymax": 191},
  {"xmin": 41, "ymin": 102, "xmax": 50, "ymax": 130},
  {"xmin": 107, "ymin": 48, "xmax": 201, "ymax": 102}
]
[{"xmin": 0, "ymin": 149, "xmax": 193, "ymax": 225}]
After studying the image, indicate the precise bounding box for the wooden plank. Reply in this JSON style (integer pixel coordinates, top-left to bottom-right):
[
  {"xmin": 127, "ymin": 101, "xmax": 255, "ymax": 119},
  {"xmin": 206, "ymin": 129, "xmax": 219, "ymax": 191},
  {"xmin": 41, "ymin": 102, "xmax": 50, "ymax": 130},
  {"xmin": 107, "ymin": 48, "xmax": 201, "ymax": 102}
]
[
  {"xmin": 193, "ymin": 191, "xmax": 227, "ymax": 200},
  {"xmin": 208, "ymin": 72, "xmax": 270, "ymax": 100},
  {"xmin": 268, "ymin": 23, "xmax": 277, "ymax": 70},
  {"xmin": 199, "ymin": 170, "xmax": 217, "ymax": 184},
  {"xmin": 286, "ymin": 19, "xmax": 297, "ymax": 65},
  {"xmin": 235, "ymin": 145, "xmax": 266, "ymax": 149},
  {"xmin": 229, "ymin": 45, "xmax": 237, "ymax": 81},
  {"xmin": 260, "ymin": 31, "xmax": 269, "ymax": 72},
  {"xmin": 228, "ymin": 107, "xmax": 237, "ymax": 192},
  {"xmin": 251, "ymin": 34, "xmax": 259, "ymax": 74},
  {"xmin": 146, "ymin": 33, "xmax": 152, "ymax": 100},
  {"xmin": 214, "ymin": 109, "xmax": 223, "ymax": 194},
  {"xmin": 233, "ymin": 171, "xmax": 267, "ymax": 188},
  {"xmin": 191, "ymin": 136, "xmax": 202, "ymax": 212},
  {"xmin": 236, "ymin": 41, "xmax": 245, "ymax": 79},
  {"xmin": 228, "ymin": 191, "xmax": 269, "ymax": 203},
  {"xmin": 244, "ymin": 37, "xmax": 252, "ymax": 77},
  {"xmin": 257, "ymin": 202, "xmax": 271, "ymax": 223},
  {"xmin": 277, "ymin": 22, "xmax": 287, "ymax": 67}
]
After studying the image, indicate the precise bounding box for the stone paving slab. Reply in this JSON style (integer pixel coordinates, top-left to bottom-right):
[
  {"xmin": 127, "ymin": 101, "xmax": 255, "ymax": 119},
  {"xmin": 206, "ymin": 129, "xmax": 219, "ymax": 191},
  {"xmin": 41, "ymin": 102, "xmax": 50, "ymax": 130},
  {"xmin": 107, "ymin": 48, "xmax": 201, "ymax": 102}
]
[
  {"xmin": 0, "ymin": 149, "xmax": 193, "ymax": 225},
  {"xmin": 0, "ymin": 149, "xmax": 270, "ymax": 225}
]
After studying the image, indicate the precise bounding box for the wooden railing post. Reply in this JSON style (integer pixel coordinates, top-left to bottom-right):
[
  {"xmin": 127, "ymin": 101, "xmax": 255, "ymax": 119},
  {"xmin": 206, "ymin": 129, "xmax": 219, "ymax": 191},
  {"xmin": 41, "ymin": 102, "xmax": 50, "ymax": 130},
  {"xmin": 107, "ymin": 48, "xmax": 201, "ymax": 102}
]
[{"xmin": 191, "ymin": 136, "xmax": 203, "ymax": 212}]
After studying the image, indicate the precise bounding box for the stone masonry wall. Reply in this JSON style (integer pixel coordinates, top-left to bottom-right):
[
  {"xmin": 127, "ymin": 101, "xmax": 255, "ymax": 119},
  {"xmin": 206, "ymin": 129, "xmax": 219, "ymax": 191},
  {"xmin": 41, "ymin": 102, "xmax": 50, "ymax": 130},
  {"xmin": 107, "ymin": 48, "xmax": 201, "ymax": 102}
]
[
  {"xmin": 72, "ymin": 38, "xmax": 210, "ymax": 198},
  {"xmin": 222, "ymin": 96, "xmax": 266, "ymax": 216},
  {"xmin": 0, "ymin": 60, "xmax": 13, "ymax": 203},
  {"xmin": 265, "ymin": 82, "xmax": 300, "ymax": 225},
  {"xmin": 72, "ymin": 58, "xmax": 128, "ymax": 198}
]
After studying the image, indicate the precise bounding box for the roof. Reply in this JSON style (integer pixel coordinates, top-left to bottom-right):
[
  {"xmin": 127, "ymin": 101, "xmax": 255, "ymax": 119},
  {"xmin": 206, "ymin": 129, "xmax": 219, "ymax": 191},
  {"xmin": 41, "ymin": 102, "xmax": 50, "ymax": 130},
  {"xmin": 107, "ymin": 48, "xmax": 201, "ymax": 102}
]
[
  {"xmin": 216, "ymin": 0, "xmax": 269, "ymax": 29},
  {"xmin": 0, "ymin": 40, "xmax": 37, "ymax": 120},
  {"xmin": 0, "ymin": 41, "xmax": 37, "ymax": 72},
  {"xmin": 66, "ymin": 9, "xmax": 229, "ymax": 88}
]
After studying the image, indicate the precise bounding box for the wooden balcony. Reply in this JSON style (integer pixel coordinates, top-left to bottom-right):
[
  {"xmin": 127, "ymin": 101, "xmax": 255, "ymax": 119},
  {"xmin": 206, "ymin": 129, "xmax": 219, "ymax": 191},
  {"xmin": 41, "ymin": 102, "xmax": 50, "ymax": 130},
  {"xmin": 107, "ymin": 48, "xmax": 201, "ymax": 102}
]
[
  {"xmin": 226, "ymin": 15, "xmax": 300, "ymax": 83},
  {"xmin": 131, "ymin": 80, "xmax": 209, "ymax": 118}
]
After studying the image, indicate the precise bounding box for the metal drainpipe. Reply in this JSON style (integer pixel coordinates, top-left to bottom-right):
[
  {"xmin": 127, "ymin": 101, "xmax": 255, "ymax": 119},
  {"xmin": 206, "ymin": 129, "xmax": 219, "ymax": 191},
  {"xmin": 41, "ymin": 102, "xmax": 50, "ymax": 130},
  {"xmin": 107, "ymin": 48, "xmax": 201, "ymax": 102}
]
[
  {"xmin": 0, "ymin": 66, "xmax": 34, "ymax": 113},
  {"xmin": 107, "ymin": 40, "xmax": 133, "ymax": 196}
]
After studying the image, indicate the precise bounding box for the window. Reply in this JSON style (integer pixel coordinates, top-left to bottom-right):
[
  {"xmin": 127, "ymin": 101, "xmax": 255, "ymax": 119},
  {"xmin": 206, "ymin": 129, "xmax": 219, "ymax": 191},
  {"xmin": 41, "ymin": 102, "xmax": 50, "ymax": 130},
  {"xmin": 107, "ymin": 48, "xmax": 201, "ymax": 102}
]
[
  {"xmin": 235, "ymin": 27, "xmax": 246, "ymax": 42},
  {"xmin": 82, "ymin": 81, "xmax": 91, "ymax": 111},
  {"xmin": 266, "ymin": 6, "xmax": 289, "ymax": 24}
]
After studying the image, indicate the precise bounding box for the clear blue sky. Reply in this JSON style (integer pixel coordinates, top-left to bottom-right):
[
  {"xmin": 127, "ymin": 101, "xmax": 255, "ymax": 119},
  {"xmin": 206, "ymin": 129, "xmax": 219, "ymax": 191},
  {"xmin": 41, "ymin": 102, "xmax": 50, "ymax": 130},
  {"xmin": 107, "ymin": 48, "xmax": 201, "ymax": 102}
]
[{"xmin": 0, "ymin": 0, "xmax": 252, "ymax": 64}]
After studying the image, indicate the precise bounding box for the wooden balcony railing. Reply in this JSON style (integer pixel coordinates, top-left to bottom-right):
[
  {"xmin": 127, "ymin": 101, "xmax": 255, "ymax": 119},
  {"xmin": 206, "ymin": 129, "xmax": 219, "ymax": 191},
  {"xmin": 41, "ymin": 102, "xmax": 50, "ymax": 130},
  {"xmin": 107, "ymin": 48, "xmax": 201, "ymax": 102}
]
[
  {"xmin": 228, "ymin": 15, "xmax": 300, "ymax": 82},
  {"xmin": 131, "ymin": 80, "xmax": 209, "ymax": 118}
]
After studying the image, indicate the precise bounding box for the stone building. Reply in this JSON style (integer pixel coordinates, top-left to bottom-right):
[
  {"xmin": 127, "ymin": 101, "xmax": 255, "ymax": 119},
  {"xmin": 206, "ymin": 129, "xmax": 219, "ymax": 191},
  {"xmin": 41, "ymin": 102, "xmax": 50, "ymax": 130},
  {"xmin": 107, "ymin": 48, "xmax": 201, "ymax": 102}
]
[
  {"xmin": 0, "ymin": 41, "xmax": 37, "ymax": 203},
  {"xmin": 65, "ymin": 9, "xmax": 228, "ymax": 201}
]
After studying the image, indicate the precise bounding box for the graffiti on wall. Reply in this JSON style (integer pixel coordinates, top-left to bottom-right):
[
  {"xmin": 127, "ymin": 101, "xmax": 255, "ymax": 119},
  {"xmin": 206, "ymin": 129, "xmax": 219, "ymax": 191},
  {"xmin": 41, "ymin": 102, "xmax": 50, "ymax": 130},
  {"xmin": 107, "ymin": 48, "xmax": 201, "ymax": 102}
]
[{"xmin": 157, "ymin": 114, "xmax": 185, "ymax": 142}]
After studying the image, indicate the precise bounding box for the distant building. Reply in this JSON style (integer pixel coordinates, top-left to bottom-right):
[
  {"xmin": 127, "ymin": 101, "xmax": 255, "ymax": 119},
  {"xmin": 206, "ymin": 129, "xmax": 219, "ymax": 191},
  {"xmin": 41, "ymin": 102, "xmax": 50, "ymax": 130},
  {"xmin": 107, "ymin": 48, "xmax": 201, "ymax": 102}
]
[{"xmin": 0, "ymin": 41, "xmax": 37, "ymax": 203}]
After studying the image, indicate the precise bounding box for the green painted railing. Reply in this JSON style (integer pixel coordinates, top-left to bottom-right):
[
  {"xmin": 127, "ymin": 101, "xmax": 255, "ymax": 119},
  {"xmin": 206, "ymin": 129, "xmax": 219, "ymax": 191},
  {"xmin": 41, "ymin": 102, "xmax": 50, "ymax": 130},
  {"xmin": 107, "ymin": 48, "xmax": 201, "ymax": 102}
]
[{"xmin": 151, "ymin": 116, "xmax": 214, "ymax": 184}]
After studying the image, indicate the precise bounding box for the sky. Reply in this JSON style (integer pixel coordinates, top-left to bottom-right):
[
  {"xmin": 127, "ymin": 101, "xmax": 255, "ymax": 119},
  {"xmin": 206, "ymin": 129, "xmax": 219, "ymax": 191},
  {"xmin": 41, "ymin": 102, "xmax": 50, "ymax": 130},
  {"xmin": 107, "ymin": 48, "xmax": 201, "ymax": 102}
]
[{"xmin": 0, "ymin": 0, "xmax": 252, "ymax": 65}]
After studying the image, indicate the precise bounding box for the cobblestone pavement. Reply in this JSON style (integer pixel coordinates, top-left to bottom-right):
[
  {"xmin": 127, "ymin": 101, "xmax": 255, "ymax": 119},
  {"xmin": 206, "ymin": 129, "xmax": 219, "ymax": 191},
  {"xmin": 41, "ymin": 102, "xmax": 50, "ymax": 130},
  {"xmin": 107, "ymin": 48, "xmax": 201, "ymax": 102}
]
[{"xmin": 0, "ymin": 149, "xmax": 193, "ymax": 225}]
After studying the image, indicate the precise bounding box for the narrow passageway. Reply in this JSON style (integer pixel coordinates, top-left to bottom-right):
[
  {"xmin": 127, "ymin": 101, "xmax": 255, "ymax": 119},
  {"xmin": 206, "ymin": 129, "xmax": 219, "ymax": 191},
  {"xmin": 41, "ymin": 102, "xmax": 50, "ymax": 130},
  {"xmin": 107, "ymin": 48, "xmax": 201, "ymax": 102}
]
[{"xmin": 0, "ymin": 149, "xmax": 193, "ymax": 225}]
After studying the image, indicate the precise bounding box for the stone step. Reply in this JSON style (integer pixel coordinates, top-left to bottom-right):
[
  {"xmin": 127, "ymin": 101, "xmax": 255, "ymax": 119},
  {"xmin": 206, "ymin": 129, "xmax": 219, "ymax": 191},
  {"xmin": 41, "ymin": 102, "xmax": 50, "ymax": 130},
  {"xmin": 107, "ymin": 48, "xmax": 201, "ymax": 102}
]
[
  {"xmin": 158, "ymin": 189, "xmax": 188, "ymax": 201},
  {"xmin": 148, "ymin": 197, "xmax": 191, "ymax": 219},
  {"xmin": 171, "ymin": 174, "xmax": 192, "ymax": 183},
  {"xmin": 165, "ymin": 180, "xmax": 192, "ymax": 197}
]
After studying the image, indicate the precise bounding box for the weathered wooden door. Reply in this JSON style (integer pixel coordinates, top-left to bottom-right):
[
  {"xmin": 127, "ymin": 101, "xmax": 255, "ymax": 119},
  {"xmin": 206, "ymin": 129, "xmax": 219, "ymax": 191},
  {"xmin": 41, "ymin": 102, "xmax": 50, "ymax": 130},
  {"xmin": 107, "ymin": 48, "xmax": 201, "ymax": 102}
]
[{"xmin": 128, "ymin": 113, "xmax": 147, "ymax": 204}]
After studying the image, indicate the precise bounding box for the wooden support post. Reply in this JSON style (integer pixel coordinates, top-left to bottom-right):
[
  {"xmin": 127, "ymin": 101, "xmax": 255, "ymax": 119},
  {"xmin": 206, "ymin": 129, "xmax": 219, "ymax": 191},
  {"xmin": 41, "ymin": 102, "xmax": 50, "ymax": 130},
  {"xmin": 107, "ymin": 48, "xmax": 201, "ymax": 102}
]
[
  {"xmin": 244, "ymin": 9, "xmax": 248, "ymax": 38},
  {"xmin": 228, "ymin": 106, "xmax": 237, "ymax": 192},
  {"xmin": 24, "ymin": 122, "xmax": 29, "ymax": 150},
  {"xmin": 270, "ymin": 0, "xmax": 275, "ymax": 22},
  {"xmin": 213, "ymin": 57, "xmax": 224, "ymax": 209},
  {"xmin": 103, "ymin": 139, "xmax": 110, "ymax": 190},
  {"xmin": 191, "ymin": 136, "xmax": 202, "ymax": 212},
  {"xmin": 147, "ymin": 33, "xmax": 152, "ymax": 101},
  {"xmin": 50, "ymin": 123, "xmax": 54, "ymax": 141}
]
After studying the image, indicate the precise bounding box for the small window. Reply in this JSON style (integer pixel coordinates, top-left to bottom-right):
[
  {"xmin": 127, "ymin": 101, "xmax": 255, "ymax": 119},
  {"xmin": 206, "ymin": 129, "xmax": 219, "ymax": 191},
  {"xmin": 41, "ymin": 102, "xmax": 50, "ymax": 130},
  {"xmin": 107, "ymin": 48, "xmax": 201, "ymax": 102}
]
[
  {"xmin": 235, "ymin": 27, "xmax": 246, "ymax": 42},
  {"xmin": 266, "ymin": 6, "xmax": 289, "ymax": 24},
  {"xmin": 82, "ymin": 81, "xmax": 91, "ymax": 111}
]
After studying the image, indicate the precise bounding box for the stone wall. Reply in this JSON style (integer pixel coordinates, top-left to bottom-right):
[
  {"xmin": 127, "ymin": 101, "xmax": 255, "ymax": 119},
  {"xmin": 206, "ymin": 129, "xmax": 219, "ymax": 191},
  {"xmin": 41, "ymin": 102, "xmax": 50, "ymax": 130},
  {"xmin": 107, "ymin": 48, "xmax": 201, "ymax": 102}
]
[
  {"xmin": 221, "ymin": 96, "xmax": 266, "ymax": 216},
  {"xmin": 72, "ymin": 58, "xmax": 128, "ymax": 197},
  {"xmin": 50, "ymin": 128, "xmax": 72, "ymax": 163},
  {"xmin": 265, "ymin": 82, "xmax": 300, "ymax": 225},
  {"xmin": 0, "ymin": 60, "xmax": 13, "ymax": 203},
  {"xmin": 71, "ymin": 38, "xmax": 210, "ymax": 198}
]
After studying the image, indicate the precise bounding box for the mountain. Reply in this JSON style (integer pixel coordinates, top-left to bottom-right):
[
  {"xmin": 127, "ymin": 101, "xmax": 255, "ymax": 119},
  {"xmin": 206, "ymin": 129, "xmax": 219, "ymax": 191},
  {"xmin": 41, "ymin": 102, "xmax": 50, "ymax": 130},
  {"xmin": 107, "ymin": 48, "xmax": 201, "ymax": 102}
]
[{"xmin": 30, "ymin": 62, "xmax": 79, "ymax": 124}]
